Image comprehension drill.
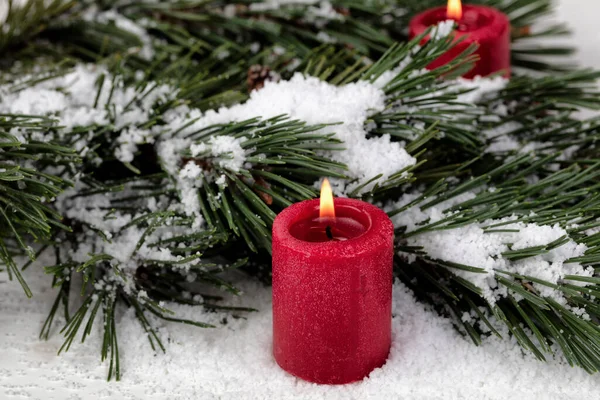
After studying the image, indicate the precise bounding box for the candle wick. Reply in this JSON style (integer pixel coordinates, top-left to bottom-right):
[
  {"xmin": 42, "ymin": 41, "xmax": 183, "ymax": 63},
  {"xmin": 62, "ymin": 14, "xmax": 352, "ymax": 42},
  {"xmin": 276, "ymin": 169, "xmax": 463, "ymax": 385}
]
[{"xmin": 325, "ymin": 226, "xmax": 333, "ymax": 240}]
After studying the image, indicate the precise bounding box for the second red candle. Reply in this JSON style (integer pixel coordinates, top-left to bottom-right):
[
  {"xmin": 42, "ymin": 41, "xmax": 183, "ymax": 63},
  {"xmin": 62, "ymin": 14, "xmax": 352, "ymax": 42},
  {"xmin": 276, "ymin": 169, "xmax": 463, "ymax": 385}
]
[{"xmin": 409, "ymin": 3, "xmax": 511, "ymax": 79}]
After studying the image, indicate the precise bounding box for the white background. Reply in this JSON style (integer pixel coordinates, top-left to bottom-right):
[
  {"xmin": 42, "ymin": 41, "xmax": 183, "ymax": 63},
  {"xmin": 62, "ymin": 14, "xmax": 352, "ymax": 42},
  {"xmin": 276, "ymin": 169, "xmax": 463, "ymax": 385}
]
[{"xmin": 556, "ymin": 0, "xmax": 600, "ymax": 69}]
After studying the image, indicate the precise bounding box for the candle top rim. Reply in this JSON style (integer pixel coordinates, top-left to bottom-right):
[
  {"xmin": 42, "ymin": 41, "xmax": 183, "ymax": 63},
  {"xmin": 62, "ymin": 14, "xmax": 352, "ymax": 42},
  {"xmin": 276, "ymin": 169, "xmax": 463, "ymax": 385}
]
[
  {"xmin": 272, "ymin": 198, "xmax": 394, "ymax": 254},
  {"xmin": 289, "ymin": 211, "xmax": 370, "ymax": 242},
  {"xmin": 409, "ymin": 4, "xmax": 509, "ymax": 36}
]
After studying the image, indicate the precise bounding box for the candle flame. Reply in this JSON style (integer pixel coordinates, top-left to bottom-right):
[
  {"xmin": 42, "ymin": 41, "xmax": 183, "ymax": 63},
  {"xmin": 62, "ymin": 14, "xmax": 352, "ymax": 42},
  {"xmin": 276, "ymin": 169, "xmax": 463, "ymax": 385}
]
[
  {"xmin": 319, "ymin": 178, "xmax": 335, "ymax": 219},
  {"xmin": 447, "ymin": 0, "xmax": 462, "ymax": 20}
]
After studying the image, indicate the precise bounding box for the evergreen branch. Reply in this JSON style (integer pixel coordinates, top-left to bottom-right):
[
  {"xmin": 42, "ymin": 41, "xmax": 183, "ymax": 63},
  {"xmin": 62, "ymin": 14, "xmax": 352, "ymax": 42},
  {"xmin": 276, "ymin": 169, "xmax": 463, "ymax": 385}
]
[
  {"xmin": 0, "ymin": 0, "xmax": 77, "ymax": 52},
  {"xmin": 176, "ymin": 115, "xmax": 345, "ymax": 252},
  {"xmin": 392, "ymin": 152, "xmax": 600, "ymax": 372},
  {"xmin": 0, "ymin": 120, "xmax": 76, "ymax": 294}
]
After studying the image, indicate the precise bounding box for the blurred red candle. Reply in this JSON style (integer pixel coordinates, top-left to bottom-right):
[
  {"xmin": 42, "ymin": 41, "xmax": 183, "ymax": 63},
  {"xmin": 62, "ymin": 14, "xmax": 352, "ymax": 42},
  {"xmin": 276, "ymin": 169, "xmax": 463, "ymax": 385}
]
[
  {"xmin": 272, "ymin": 179, "xmax": 394, "ymax": 384},
  {"xmin": 409, "ymin": 0, "xmax": 511, "ymax": 78}
]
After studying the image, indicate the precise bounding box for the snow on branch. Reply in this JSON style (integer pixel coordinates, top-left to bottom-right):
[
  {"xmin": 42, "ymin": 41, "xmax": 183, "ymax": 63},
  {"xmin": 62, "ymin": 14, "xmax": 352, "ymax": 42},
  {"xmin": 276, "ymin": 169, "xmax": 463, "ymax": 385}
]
[{"xmin": 162, "ymin": 73, "xmax": 417, "ymax": 195}]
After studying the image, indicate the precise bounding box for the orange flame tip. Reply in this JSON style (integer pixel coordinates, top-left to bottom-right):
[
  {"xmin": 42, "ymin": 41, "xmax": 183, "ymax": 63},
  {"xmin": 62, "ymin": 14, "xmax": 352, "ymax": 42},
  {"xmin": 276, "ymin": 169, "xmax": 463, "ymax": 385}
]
[
  {"xmin": 447, "ymin": 0, "xmax": 463, "ymax": 20},
  {"xmin": 319, "ymin": 178, "xmax": 335, "ymax": 219}
]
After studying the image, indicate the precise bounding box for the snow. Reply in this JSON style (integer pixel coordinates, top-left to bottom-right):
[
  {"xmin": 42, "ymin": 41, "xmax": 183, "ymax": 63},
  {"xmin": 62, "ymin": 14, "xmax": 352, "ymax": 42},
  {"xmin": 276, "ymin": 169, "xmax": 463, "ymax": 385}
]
[
  {"xmin": 83, "ymin": 7, "xmax": 155, "ymax": 60},
  {"xmin": 52, "ymin": 165, "xmax": 207, "ymax": 294},
  {"xmin": 431, "ymin": 20, "xmax": 456, "ymax": 40},
  {"xmin": 8, "ymin": 88, "xmax": 67, "ymax": 115},
  {"xmin": 387, "ymin": 191, "xmax": 477, "ymax": 232},
  {"xmin": 454, "ymin": 76, "xmax": 508, "ymax": 103},
  {"xmin": 406, "ymin": 218, "xmax": 591, "ymax": 305},
  {"xmin": 205, "ymin": 135, "xmax": 248, "ymax": 173},
  {"xmin": 168, "ymin": 73, "xmax": 416, "ymax": 194},
  {"xmin": 485, "ymin": 121, "xmax": 523, "ymax": 153},
  {"xmin": 247, "ymin": 0, "xmax": 347, "ymax": 24},
  {"xmin": 155, "ymin": 134, "xmax": 207, "ymax": 226},
  {"xmin": 1, "ymin": 0, "xmax": 600, "ymax": 399},
  {"xmin": 156, "ymin": 73, "xmax": 415, "ymax": 200},
  {"xmin": 389, "ymin": 187, "xmax": 593, "ymax": 306},
  {"xmin": 0, "ymin": 252, "xmax": 599, "ymax": 400},
  {"xmin": 249, "ymin": 0, "xmax": 323, "ymax": 12},
  {"xmin": 0, "ymin": 64, "xmax": 173, "ymax": 132}
]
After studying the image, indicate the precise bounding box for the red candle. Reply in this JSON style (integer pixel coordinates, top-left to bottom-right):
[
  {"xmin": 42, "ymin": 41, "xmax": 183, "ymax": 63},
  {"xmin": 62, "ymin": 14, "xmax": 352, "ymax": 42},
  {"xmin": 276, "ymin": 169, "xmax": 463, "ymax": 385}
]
[
  {"xmin": 409, "ymin": 0, "xmax": 511, "ymax": 79},
  {"xmin": 272, "ymin": 179, "xmax": 394, "ymax": 384}
]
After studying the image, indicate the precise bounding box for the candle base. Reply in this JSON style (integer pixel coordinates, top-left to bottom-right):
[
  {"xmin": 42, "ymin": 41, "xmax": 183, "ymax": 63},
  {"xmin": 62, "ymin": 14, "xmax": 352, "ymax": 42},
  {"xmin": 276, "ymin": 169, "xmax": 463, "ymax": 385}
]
[{"xmin": 274, "ymin": 346, "xmax": 391, "ymax": 385}]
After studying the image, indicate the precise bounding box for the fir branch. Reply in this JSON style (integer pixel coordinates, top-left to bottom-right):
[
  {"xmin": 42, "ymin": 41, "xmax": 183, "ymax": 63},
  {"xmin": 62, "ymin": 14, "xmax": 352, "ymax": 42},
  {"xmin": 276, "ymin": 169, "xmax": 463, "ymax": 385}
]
[
  {"xmin": 176, "ymin": 115, "xmax": 345, "ymax": 253},
  {"xmin": 0, "ymin": 0, "xmax": 77, "ymax": 53},
  {"xmin": 0, "ymin": 119, "xmax": 76, "ymax": 295},
  {"xmin": 392, "ymin": 153, "xmax": 600, "ymax": 373}
]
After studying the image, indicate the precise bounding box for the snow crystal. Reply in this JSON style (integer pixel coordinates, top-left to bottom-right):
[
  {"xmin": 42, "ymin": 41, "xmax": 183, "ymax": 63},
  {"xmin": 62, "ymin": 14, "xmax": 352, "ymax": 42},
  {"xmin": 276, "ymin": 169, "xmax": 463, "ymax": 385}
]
[
  {"xmin": 180, "ymin": 162, "xmax": 203, "ymax": 179},
  {"xmin": 208, "ymin": 135, "xmax": 247, "ymax": 172},
  {"xmin": 305, "ymin": 1, "xmax": 344, "ymax": 21},
  {"xmin": 115, "ymin": 127, "xmax": 157, "ymax": 163},
  {"xmin": 0, "ymin": 65, "xmax": 106, "ymax": 129},
  {"xmin": 190, "ymin": 142, "xmax": 208, "ymax": 157},
  {"xmin": 56, "ymin": 185, "xmax": 133, "ymax": 236},
  {"xmin": 316, "ymin": 31, "xmax": 336, "ymax": 43},
  {"xmin": 8, "ymin": 88, "xmax": 68, "ymax": 115},
  {"xmin": 216, "ymin": 50, "xmax": 231, "ymax": 60},
  {"xmin": 431, "ymin": 20, "xmax": 455, "ymax": 40},
  {"xmin": 559, "ymin": 145, "xmax": 581, "ymax": 160},
  {"xmin": 215, "ymin": 174, "xmax": 227, "ymax": 187},
  {"xmin": 1, "ymin": 64, "xmax": 176, "ymax": 165},
  {"xmin": 57, "ymin": 180, "xmax": 204, "ymax": 273},
  {"xmin": 249, "ymin": 0, "xmax": 320, "ymax": 12},
  {"xmin": 455, "ymin": 76, "xmax": 508, "ymax": 103},
  {"xmin": 223, "ymin": 4, "xmax": 237, "ymax": 18},
  {"xmin": 387, "ymin": 191, "xmax": 477, "ymax": 232},
  {"xmin": 485, "ymin": 121, "xmax": 523, "ymax": 153},
  {"xmin": 250, "ymin": 42, "xmax": 261, "ymax": 53},
  {"xmin": 388, "ymin": 188, "xmax": 593, "ymax": 305},
  {"xmin": 156, "ymin": 137, "xmax": 206, "ymax": 224}
]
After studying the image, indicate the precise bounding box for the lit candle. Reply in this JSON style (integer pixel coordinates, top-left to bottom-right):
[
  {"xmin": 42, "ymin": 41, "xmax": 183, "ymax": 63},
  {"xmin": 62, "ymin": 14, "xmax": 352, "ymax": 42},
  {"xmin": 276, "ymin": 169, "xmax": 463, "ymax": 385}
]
[
  {"xmin": 272, "ymin": 179, "xmax": 394, "ymax": 384},
  {"xmin": 409, "ymin": 0, "xmax": 511, "ymax": 79}
]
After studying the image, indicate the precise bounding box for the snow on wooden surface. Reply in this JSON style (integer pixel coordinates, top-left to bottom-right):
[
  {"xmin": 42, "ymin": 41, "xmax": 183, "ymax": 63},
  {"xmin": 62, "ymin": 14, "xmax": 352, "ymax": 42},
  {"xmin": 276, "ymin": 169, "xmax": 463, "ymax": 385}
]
[
  {"xmin": 2, "ymin": 1, "xmax": 600, "ymax": 399},
  {"xmin": 1, "ymin": 255, "xmax": 598, "ymax": 400}
]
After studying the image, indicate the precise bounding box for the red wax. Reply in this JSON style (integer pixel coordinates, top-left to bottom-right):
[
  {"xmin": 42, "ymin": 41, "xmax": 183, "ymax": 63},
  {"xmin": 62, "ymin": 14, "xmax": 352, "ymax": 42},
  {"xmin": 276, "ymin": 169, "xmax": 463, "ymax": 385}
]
[
  {"xmin": 409, "ymin": 5, "xmax": 511, "ymax": 79},
  {"xmin": 289, "ymin": 216, "xmax": 367, "ymax": 242},
  {"xmin": 272, "ymin": 198, "xmax": 394, "ymax": 384}
]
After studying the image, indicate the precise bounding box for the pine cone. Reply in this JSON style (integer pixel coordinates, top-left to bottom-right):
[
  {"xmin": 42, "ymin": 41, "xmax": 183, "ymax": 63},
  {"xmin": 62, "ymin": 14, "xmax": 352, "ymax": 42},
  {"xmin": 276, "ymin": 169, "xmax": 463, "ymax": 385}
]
[
  {"xmin": 334, "ymin": 6, "xmax": 350, "ymax": 17},
  {"xmin": 247, "ymin": 65, "xmax": 273, "ymax": 92},
  {"xmin": 512, "ymin": 25, "xmax": 531, "ymax": 38}
]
